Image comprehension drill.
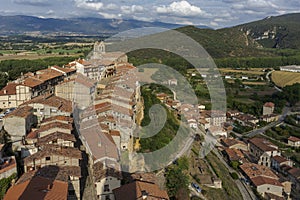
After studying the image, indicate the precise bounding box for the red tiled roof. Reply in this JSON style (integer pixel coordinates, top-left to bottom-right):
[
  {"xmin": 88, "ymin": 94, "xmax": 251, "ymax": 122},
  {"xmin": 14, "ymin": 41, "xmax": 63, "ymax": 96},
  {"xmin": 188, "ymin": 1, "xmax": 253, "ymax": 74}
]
[
  {"xmin": 0, "ymin": 83, "xmax": 19, "ymax": 95},
  {"xmin": 0, "ymin": 157, "xmax": 16, "ymax": 174},
  {"xmin": 22, "ymin": 77, "xmax": 44, "ymax": 88},
  {"xmin": 41, "ymin": 116, "xmax": 73, "ymax": 124},
  {"xmin": 75, "ymin": 73, "xmax": 97, "ymax": 88},
  {"xmin": 248, "ymin": 137, "xmax": 278, "ymax": 152},
  {"xmin": 26, "ymin": 130, "xmax": 39, "ymax": 139},
  {"xmin": 4, "ymin": 106, "xmax": 33, "ymax": 118},
  {"xmin": 251, "ymin": 176, "xmax": 282, "ymax": 187},
  {"xmin": 288, "ymin": 136, "xmax": 300, "ymax": 142},
  {"xmin": 113, "ymin": 180, "xmax": 169, "ymax": 200},
  {"xmin": 22, "ymin": 94, "xmax": 73, "ymax": 113},
  {"xmin": 37, "ymin": 122, "xmax": 73, "ymax": 134},
  {"xmin": 37, "ymin": 131, "xmax": 76, "ymax": 146},
  {"xmin": 110, "ymin": 130, "xmax": 121, "ymax": 136},
  {"xmin": 51, "ymin": 65, "xmax": 76, "ymax": 74},
  {"xmin": 4, "ymin": 176, "xmax": 68, "ymax": 200},
  {"xmin": 224, "ymin": 148, "xmax": 244, "ymax": 161},
  {"xmin": 24, "ymin": 145, "xmax": 82, "ymax": 164},
  {"xmin": 272, "ymin": 156, "xmax": 288, "ymax": 164},
  {"xmin": 240, "ymin": 163, "xmax": 278, "ymax": 180},
  {"xmin": 288, "ymin": 167, "xmax": 300, "ymax": 178},
  {"xmin": 264, "ymin": 102, "xmax": 275, "ymax": 108}
]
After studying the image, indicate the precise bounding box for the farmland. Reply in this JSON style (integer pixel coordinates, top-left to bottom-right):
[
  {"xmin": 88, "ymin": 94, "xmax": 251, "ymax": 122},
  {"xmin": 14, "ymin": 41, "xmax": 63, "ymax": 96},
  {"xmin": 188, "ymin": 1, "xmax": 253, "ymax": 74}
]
[{"xmin": 271, "ymin": 71, "xmax": 300, "ymax": 87}]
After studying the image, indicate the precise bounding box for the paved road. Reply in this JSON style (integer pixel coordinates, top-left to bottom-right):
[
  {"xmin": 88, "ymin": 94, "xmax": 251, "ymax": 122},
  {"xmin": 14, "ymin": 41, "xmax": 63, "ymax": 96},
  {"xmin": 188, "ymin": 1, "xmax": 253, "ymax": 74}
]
[
  {"xmin": 245, "ymin": 106, "xmax": 291, "ymax": 138},
  {"xmin": 265, "ymin": 69, "xmax": 282, "ymax": 92},
  {"xmin": 189, "ymin": 185, "xmax": 207, "ymax": 200}
]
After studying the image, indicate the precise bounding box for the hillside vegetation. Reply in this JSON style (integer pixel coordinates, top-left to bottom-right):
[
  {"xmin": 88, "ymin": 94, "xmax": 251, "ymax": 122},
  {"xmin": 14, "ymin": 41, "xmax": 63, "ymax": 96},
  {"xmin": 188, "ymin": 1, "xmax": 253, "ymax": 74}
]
[{"xmin": 236, "ymin": 13, "xmax": 300, "ymax": 49}]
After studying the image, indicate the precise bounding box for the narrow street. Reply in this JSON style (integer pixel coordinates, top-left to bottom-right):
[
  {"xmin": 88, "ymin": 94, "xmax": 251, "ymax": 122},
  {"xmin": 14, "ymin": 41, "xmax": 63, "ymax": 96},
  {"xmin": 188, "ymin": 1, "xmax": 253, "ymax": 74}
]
[{"xmin": 212, "ymin": 148, "xmax": 258, "ymax": 200}]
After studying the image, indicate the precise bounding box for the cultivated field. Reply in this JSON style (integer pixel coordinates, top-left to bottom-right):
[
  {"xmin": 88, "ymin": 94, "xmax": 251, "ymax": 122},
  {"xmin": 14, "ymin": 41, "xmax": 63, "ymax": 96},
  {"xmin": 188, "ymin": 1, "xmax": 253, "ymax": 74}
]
[
  {"xmin": 271, "ymin": 71, "xmax": 300, "ymax": 87},
  {"xmin": 0, "ymin": 53, "xmax": 82, "ymax": 61},
  {"xmin": 219, "ymin": 68, "xmax": 265, "ymax": 75},
  {"xmin": 136, "ymin": 68, "xmax": 159, "ymax": 83}
]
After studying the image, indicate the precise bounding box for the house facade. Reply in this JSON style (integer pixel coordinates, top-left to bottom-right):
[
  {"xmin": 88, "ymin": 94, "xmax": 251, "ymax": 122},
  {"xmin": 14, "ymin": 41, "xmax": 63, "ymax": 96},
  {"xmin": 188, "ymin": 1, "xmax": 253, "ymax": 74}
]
[
  {"xmin": 248, "ymin": 137, "xmax": 281, "ymax": 167},
  {"xmin": 287, "ymin": 136, "xmax": 300, "ymax": 147}
]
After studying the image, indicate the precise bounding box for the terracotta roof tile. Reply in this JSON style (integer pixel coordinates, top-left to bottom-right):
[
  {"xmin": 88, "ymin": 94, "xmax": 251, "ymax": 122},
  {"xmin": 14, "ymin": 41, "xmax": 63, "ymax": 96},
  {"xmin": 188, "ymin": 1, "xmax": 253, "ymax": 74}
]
[
  {"xmin": 248, "ymin": 137, "xmax": 278, "ymax": 152},
  {"xmin": 240, "ymin": 163, "xmax": 278, "ymax": 180},
  {"xmin": 251, "ymin": 176, "xmax": 282, "ymax": 187},
  {"xmin": 36, "ymin": 131, "xmax": 76, "ymax": 146},
  {"xmin": 288, "ymin": 136, "xmax": 300, "ymax": 142},
  {"xmin": 288, "ymin": 167, "xmax": 300, "ymax": 178},
  {"xmin": 4, "ymin": 106, "xmax": 33, "ymax": 118},
  {"xmin": 113, "ymin": 180, "xmax": 169, "ymax": 200},
  {"xmin": 93, "ymin": 161, "xmax": 122, "ymax": 182},
  {"xmin": 0, "ymin": 157, "xmax": 16, "ymax": 174},
  {"xmin": 41, "ymin": 116, "xmax": 73, "ymax": 124},
  {"xmin": 264, "ymin": 102, "xmax": 275, "ymax": 108},
  {"xmin": 38, "ymin": 122, "xmax": 73, "ymax": 133},
  {"xmin": 4, "ymin": 176, "xmax": 68, "ymax": 200},
  {"xmin": 22, "ymin": 77, "xmax": 44, "ymax": 88},
  {"xmin": 24, "ymin": 145, "xmax": 81, "ymax": 164},
  {"xmin": 22, "ymin": 94, "xmax": 73, "ymax": 113},
  {"xmin": 51, "ymin": 65, "xmax": 76, "ymax": 74},
  {"xmin": 0, "ymin": 83, "xmax": 19, "ymax": 95},
  {"xmin": 272, "ymin": 156, "xmax": 288, "ymax": 164}
]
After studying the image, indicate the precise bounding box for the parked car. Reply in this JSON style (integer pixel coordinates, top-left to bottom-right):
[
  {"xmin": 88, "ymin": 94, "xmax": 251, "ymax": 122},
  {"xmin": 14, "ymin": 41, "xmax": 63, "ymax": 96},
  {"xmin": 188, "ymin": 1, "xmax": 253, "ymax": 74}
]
[
  {"xmin": 191, "ymin": 182, "xmax": 201, "ymax": 193},
  {"xmin": 240, "ymin": 178, "xmax": 250, "ymax": 185}
]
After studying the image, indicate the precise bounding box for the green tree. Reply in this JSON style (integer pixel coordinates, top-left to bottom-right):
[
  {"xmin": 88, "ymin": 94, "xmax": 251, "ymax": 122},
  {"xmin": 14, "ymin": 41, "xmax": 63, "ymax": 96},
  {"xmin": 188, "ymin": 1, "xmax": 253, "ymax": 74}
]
[
  {"xmin": 165, "ymin": 166, "xmax": 189, "ymax": 198},
  {"xmin": 230, "ymin": 161, "xmax": 240, "ymax": 170}
]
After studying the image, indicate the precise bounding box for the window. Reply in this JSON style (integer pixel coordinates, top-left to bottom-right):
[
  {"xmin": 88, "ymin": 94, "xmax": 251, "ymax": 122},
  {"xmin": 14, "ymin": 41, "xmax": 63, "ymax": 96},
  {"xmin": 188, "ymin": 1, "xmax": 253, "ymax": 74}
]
[
  {"xmin": 45, "ymin": 156, "xmax": 51, "ymax": 161},
  {"xmin": 68, "ymin": 190, "xmax": 75, "ymax": 196},
  {"xmin": 104, "ymin": 184, "xmax": 110, "ymax": 192}
]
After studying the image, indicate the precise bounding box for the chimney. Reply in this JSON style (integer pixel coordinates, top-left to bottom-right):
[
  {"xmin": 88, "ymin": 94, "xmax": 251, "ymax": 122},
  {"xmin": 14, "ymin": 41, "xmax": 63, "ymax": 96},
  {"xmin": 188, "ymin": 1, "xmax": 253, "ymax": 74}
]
[{"xmin": 142, "ymin": 190, "xmax": 148, "ymax": 199}]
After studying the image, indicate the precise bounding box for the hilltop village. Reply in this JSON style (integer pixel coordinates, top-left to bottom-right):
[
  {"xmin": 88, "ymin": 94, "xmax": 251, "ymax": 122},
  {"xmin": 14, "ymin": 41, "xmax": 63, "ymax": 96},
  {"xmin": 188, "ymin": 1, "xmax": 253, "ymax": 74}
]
[{"xmin": 0, "ymin": 41, "xmax": 299, "ymax": 200}]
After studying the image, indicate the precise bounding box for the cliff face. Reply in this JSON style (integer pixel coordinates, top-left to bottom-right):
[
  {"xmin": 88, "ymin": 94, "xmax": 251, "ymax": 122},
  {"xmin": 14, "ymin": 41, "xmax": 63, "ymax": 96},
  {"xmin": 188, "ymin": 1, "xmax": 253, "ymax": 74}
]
[{"xmin": 236, "ymin": 13, "xmax": 300, "ymax": 49}]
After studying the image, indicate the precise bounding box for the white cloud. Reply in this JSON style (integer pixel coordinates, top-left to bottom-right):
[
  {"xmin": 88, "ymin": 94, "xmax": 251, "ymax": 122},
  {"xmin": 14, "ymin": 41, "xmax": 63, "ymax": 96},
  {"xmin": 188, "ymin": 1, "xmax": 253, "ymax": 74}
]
[
  {"xmin": 98, "ymin": 11, "xmax": 121, "ymax": 19},
  {"xmin": 156, "ymin": 1, "xmax": 207, "ymax": 17},
  {"xmin": 232, "ymin": 0, "xmax": 279, "ymax": 12},
  {"xmin": 13, "ymin": 0, "xmax": 51, "ymax": 6},
  {"xmin": 132, "ymin": 15, "xmax": 154, "ymax": 22},
  {"xmin": 121, "ymin": 5, "xmax": 144, "ymax": 14},
  {"xmin": 74, "ymin": 0, "xmax": 103, "ymax": 11},
  {"xmin": 105, "ymin": 3, "xmax": 118, "ymax": 10},
  {"xmin": 46, "ymin": 9, "xmax": 54, "ymax": 15},
  {"xmin": 210, "ymin": 21, "xmax": 219, "ymax": 27}
]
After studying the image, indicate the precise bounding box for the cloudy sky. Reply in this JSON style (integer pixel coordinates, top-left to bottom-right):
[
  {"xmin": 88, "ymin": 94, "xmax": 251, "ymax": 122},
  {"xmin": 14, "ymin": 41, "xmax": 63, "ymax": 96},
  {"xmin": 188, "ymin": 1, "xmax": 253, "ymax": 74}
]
[{"xmin": 1, "ymin": 0, "xmax": 300, "ymax": 28}]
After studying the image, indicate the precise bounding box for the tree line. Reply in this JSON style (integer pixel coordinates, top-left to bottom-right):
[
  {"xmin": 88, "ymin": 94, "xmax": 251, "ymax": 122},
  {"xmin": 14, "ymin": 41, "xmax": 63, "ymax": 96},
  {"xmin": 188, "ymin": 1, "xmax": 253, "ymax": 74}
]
[{"xmin": 0, "ymin": 56, "xmax": 77, "ymax": 88}]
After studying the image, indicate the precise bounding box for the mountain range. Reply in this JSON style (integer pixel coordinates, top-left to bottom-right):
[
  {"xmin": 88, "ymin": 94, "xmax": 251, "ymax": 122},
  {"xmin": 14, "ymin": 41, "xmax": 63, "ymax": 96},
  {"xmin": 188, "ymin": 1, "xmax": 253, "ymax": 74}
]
[
  {"xmin": 0, "ymin": 15, "xmax": 208, "ymax": 35},
  {"xmin": 0, "ymin": 13, "xmax": 300, "ymax": 58}
]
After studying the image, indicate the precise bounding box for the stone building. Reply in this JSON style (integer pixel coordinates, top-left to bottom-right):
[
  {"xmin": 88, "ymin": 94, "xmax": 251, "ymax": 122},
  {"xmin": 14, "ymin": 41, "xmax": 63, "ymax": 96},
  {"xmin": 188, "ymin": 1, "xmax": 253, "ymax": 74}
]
[{"xmin": 248, "ymin": 137, "xmax": 281, "ymax": 167}]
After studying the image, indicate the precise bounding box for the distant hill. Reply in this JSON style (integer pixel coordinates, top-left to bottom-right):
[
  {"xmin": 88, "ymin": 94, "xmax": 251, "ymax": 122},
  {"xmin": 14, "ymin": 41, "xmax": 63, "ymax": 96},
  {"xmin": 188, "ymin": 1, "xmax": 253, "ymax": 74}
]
[
  {"xmin": 176, "ymin": 13, "xmax": 300, "ymax": 58},
  {"xmin": 235, "ymin": 13, "xmax": 300, "ymax": 49},
  {"xmin": 1, "ymin": 13, "xmax": 300, "ymax": 58},
  {"xmin": 0, "ymin": 15, "xmax": 209, "ymax": 35},
  {"xmin": 176, "ymin": 26, "xmax": 265, "ymax": 58}
]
